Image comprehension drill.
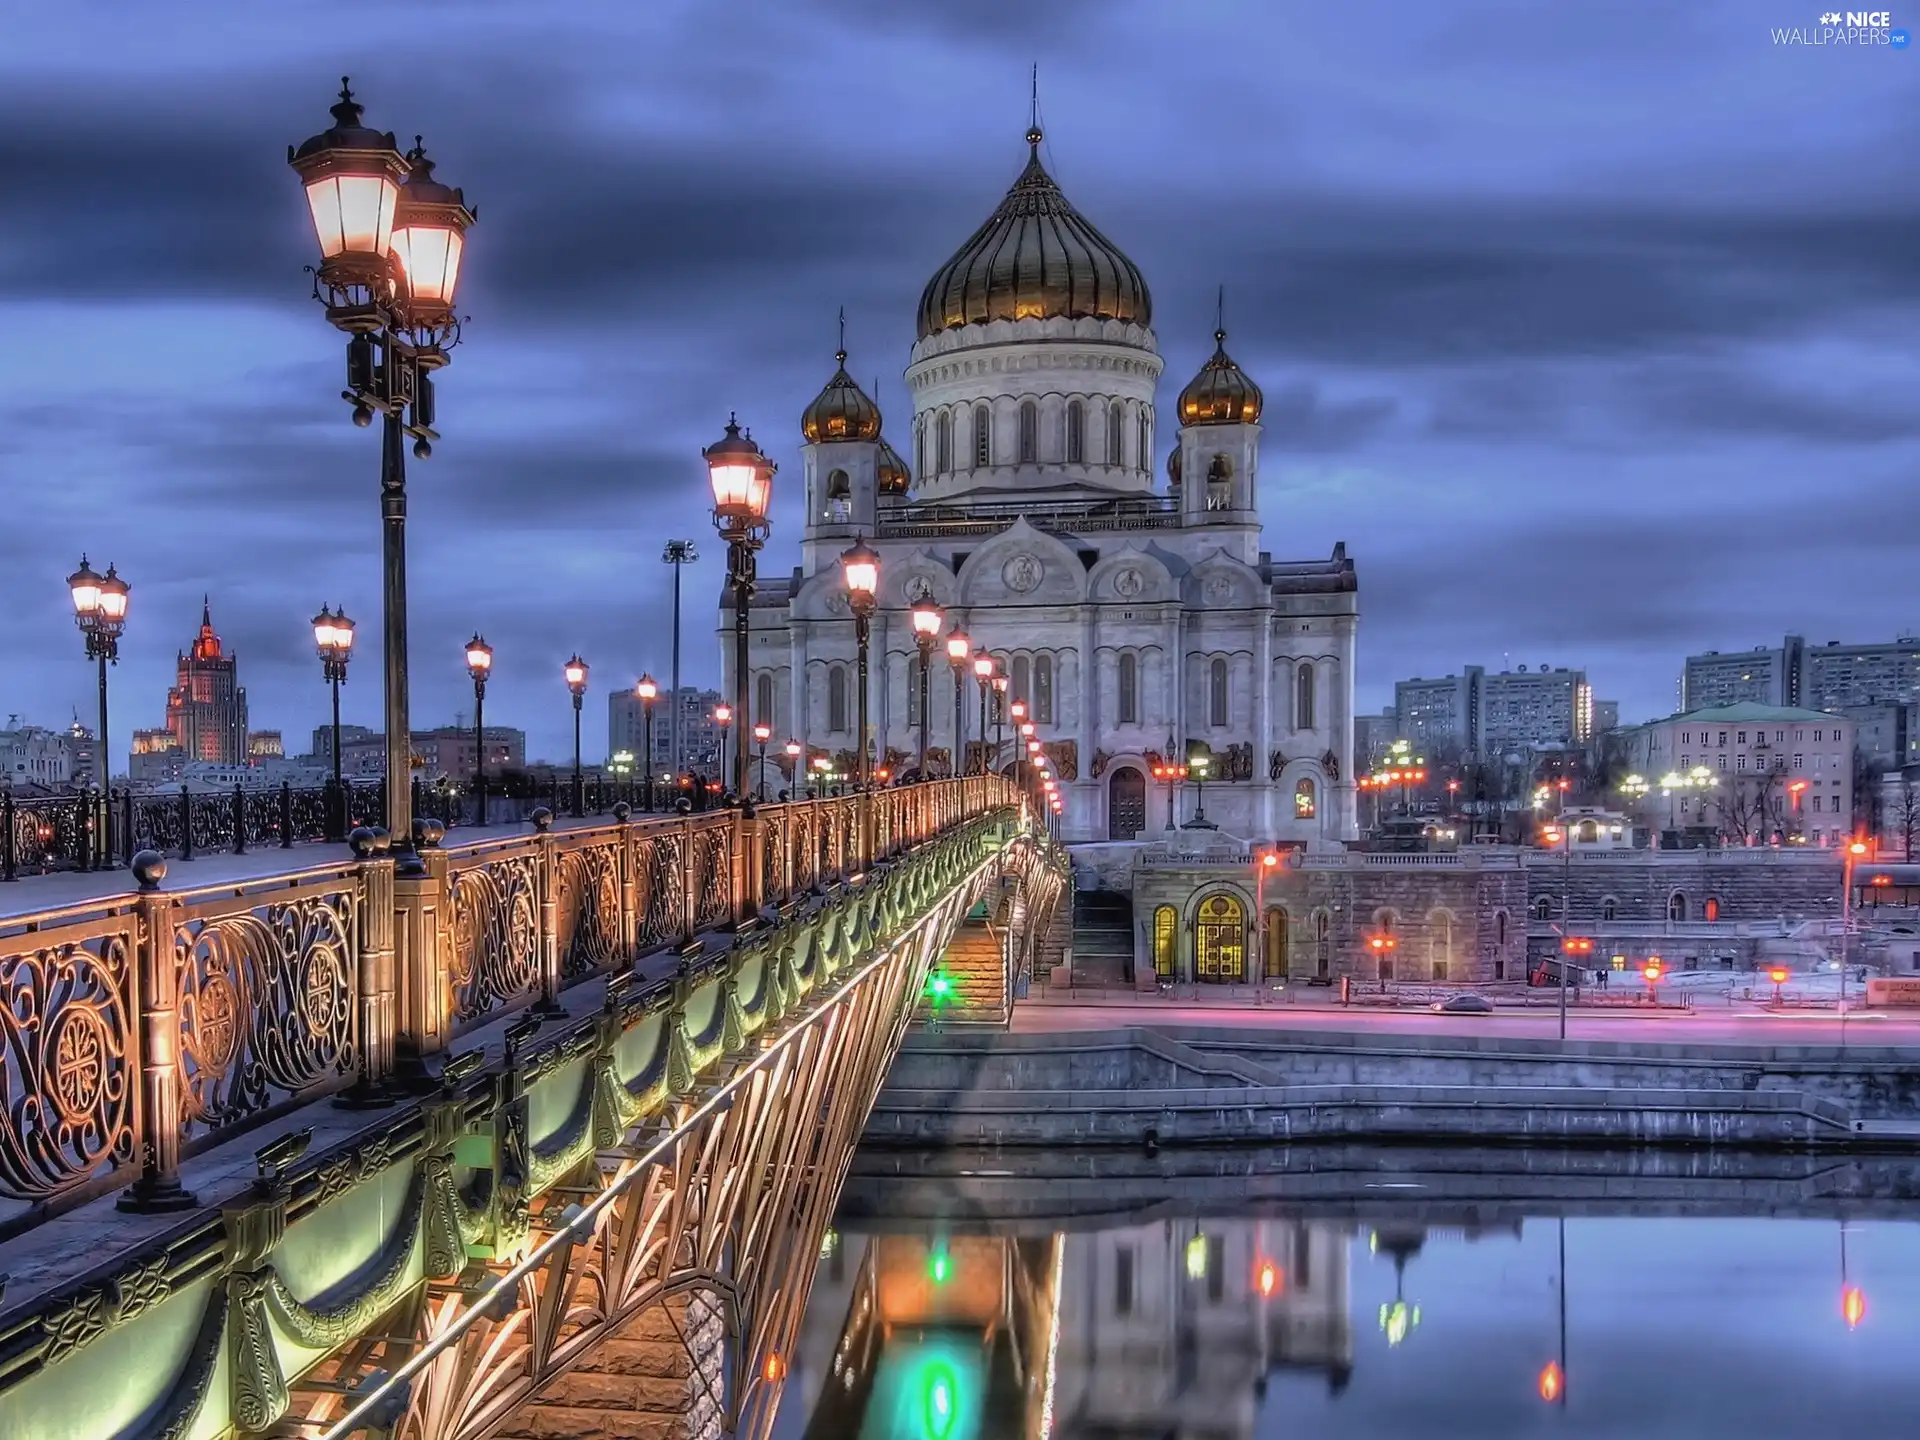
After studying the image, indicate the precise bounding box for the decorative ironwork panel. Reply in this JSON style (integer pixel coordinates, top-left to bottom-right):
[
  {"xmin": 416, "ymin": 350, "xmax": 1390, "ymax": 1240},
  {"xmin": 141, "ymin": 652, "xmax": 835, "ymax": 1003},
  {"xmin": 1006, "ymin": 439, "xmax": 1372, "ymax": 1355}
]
[
  {"xmin": 8, "ymin": 796, "xmax": 90, "ymax": 873},
  {"xmin": 128, "ymin": 795, "xmax": 185, "ymax": 856},
  {"xmin": 760, "ymin": 815, "xmax": 784, "ymax": 904},
  {"xmin": 174, "ymin": 888, "xmax": 359, "ymax": 1136},
  {"xmin": 241, "ymin": 790, "xmax": 284, "ymax": 847},
  {"xmin": 639, "ymin": 833, "xmax": 683, "ymax": 950},
  {"xmin": 555, "ymin": 841, "xmax": 623, "ymax": 980},
  {"xmin": 691, "ymin": 821, "xmax": 733, "ymax": 933},
  {"xmin": 0, "ymin": 923, "xmax": 138, "ymax": 1199},
  {"xmin": 790, "ymin": 813, "xmax": 814, "ymax": 894},
  {"xmin": 447, "ymin": 854, "xmax": 541, "ymax": 1028},
  {"xmin": 188, "ymin": 796, "xmax": 239, "ymax": 854}
]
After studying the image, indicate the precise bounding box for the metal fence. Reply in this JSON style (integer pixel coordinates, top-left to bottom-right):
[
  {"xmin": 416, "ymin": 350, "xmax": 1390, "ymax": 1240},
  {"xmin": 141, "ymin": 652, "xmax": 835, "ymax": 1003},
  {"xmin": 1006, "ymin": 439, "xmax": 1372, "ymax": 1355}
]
[{"xmin": 0, "ymin": 773, "xmax": 1020, "ymax": 1228}]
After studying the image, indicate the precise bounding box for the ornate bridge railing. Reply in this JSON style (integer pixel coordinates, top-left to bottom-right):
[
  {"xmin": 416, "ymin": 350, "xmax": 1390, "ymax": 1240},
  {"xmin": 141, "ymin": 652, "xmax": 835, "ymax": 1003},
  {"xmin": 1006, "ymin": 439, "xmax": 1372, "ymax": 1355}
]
[
  {"xmin": 0, "ymin": 775, "xmax": 1018, "ymax": 1232},
  {"xmin": 0, "ymin": 785, "xmax": 1029, "ymax": 1440}
]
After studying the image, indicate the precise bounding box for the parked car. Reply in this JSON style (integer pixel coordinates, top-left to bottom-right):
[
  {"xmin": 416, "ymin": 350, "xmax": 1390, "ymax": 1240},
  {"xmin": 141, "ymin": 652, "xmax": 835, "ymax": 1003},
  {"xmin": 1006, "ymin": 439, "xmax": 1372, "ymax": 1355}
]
[{"xmin": 1432, "ymin": 993, "xmax": 1495, "ymax": 1014}]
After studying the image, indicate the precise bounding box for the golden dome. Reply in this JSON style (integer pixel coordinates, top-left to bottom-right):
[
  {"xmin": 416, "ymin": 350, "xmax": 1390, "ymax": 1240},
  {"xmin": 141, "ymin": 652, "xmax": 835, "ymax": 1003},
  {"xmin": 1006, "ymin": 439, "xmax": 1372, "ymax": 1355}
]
[
  {"xmin": 1167, "ymin": 446, "xmax": 1181, "ymax": 489},
  {"xmin": 801, "ymin": 349, "xmax": 882, "ymax": 443},
  {"xmin": 916, "ymin": 126, "xmax": 1151, "ymax": 340},
  {"xmin": 1177, "ymin": 327, "xmax": 1262, "ymax": 426},
  {"xmin": 876, "ymin": 435, "xmax": 910, "ymax": 496}
]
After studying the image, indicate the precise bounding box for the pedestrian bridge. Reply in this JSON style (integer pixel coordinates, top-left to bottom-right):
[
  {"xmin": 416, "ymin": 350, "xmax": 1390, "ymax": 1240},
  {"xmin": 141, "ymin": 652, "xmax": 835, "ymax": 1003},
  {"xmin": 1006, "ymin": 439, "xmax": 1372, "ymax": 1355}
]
[{"xmin": 0, "ymin": 776, "xmax": 1063, "ymax": 1439}]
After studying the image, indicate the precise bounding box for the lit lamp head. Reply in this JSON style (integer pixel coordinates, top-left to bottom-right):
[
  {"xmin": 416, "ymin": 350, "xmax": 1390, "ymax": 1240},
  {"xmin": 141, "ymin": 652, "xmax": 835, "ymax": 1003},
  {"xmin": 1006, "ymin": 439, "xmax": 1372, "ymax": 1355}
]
[
  {"xmin": 911, "ymin": 602, "xmax": 944, "ymax": 646},
  {"xmin": 313, "ymin": 606, "xmax": 356, "ymax": 665},
  {"xmin": 713, "ymin": 703, "xmax": 732, "ymax": 728},
  {"xmin": 564, "ymin": 654, "xmax": 589, "ymax": 697},
  {"xmin": 1019, "ymin": 721, "xmax": 1035, "ymax": 738},
  {"xmin": 1027, "ymin": 739, "xmax": 1042, "ymax": 755},
  {"xmin": 465, "ymin": 634, "xmax": 493, "ymax": 682},
  {"xmin": 992, "ymin": 676, "xmax": 1008, "ymax": 695},
  {"xmin": 1010, "ymin": 700, "xmax": 1027, "ymax": 723},
  {"xmin": 784, "ymin": 739, "xmax": 802, "ymax": 759},
  {"xmin": 635, "ymin": 672, "xmax": 658, "ymax": 704},
  {"xmin": 839, "ymin": 537, "xmax": 881, "ymax": 618},
  {"xmin": 972, "ymin": 649, "xmax": 994, "ymax": 679},
  {"xmin": 705, "ymin": 415, "xmax": 776, "ymax": 542},
  {"xmin": 752, "ymin": 722, "xmax": 771, "ymax": 744},
  {"xmin": 288, "ymin": 79, "xmax": 411, "ymax": 322},
  {"xmin": 67, "ymin": 556, "xmax": 102, "ymax": 628},
  {"xmin": 947, "ymin": 631, "xmax": 971, "ymax": 664},
  {"xmin": 389, "ymin": 136, "xmax": 475, "ymax": 334}
]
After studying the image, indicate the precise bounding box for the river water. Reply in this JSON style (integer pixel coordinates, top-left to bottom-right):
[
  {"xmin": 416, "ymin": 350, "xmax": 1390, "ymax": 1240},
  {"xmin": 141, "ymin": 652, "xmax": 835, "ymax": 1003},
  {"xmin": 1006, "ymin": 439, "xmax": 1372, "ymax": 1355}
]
[{"xmin": 767, "ymin": 1165, "xmax": 1918, "ymax": 1438}]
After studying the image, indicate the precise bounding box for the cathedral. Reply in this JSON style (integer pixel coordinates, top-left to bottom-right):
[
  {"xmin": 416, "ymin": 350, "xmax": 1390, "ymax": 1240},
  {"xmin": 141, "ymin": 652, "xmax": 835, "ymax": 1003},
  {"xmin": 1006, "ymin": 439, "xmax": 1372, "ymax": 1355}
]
[{"xmin": 723, "ymin": 121, "xmax": 1358, "ymax": 846}]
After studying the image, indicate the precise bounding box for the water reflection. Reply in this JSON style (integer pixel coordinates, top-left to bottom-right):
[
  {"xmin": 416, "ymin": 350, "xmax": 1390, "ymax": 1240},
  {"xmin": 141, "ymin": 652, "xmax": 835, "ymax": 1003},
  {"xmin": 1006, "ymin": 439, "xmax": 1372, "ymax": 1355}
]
[{"xmin": 771, "ymin": 1204, "xmax": 1917, "ymax": 1438}]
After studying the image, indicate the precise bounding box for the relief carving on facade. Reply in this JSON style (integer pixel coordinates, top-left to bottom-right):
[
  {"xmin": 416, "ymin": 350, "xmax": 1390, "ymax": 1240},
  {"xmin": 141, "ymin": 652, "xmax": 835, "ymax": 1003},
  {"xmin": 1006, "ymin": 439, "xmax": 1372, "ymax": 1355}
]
[
  {"xmin": 1269, "ymin": 748, "xmax": 1288, "ymax": 780},
  {"xmin": 1112, "ymin": 567, "xmax": 1145, "ymax": 600},
  {"xmin": 1321, "ymin": 749, "xmax": 1340, "ymax": 781},
  {"xmin": 1222, "ymin": 742, "xmax": 1255, "ymax": 781},
  {"xmin": 1003, "ymin": 555, "xmax": 1042, "ymax": 594},
  {"xmin": 1042, "ymin": 740, "xmax": 1078, "ymax": 781},
  {"xmin": 1090, "ymin": 748, "xmax": 1112, "ymax": 779}
]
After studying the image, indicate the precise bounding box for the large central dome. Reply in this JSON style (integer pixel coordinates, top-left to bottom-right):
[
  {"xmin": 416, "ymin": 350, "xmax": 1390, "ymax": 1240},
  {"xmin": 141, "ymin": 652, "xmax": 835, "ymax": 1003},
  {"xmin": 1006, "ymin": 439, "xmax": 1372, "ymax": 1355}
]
[{"xmin": 915, "ymin": 127, "xmax": 1152, "ymax": 341}]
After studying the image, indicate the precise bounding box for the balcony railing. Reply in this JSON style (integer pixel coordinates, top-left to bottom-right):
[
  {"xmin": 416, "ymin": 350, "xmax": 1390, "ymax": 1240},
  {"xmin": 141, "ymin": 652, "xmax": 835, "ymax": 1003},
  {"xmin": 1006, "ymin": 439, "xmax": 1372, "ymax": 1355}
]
[
  {"xmin": 875, "ymin": 494, "xmax": 1182, "ymax": 541},
  {"xmin": 0, "ymin": 775, "xmax": 1018, "ymax": 1230}
]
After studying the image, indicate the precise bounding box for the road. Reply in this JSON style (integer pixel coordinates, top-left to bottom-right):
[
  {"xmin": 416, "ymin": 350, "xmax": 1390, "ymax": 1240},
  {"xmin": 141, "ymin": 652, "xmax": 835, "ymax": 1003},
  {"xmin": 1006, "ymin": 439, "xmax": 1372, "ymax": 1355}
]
[{"xmin": 1010, "ymin": 1000, "xmax": 1920, "ymax": 1047}]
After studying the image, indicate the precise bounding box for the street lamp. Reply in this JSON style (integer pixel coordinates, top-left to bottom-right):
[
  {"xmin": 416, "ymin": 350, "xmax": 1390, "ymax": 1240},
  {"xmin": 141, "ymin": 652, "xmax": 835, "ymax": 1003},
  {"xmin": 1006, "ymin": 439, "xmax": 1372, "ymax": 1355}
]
[
  {"xmin": 564, "ymin": 654, "xmax": 589, "ymax": 817},
  {"xmin": 752, "ymin": 721, "xmax": 772, "ymax": 801},
  {"xmin": 463, "ymin": 635, "xmax": 492, "ymax": 827},
  {"xmin": 706, "ymin": 416, "xmax": 776, "ymax": 809},
  {"xmin": 291, "ymin": 81, "xmax": 475, "ymax": 876},
  {"xmin": 992, "ymin": 675, "xmax": 1009, "ymax": 776},
  {"xmin": 840, "ymin": 538, "xmax": 880, "ymax": 790},
  {"xmin": 784, "ymin": 738, "xmax": 802, "ymax": 797},
  {"xmin": 911, "ymin": 601, "xmax": 944, "ymax": 781},
  {"xmin": 971, "ymin": 649, "xmax": 995, "ymax": 774},
  {"xmin": 636, "ymin": 673, "xmax": 659, "ymax": 810},
  {"xmin": 1842, "ymin": 837, "xmax": 1870, "ymax": 1020},
  {"xmin": 313, "ymin": 606, "xmax": 356, "ymax": 839},
  {"xmin": 1152, "ymin": 761, "xmax": 1188, "ymax": 831},
  {"xmin": 68, "ymin": 557, "xmax": 129, "ymax": 868},
  {"xmin": 946, "ymin": 630, "xmax": 970, "ymax": 779},
  {"xmin": 1190, "ymin": 752, "xmax": 1213, "ymax": 826}
]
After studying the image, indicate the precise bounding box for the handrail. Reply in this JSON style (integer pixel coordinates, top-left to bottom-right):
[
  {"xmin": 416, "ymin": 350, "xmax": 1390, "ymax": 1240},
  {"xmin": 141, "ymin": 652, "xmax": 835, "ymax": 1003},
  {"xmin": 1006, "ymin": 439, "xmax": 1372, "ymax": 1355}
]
[{"xmin": 0, "ymin": 775, "xmax": 1020, "ymax": 1227}]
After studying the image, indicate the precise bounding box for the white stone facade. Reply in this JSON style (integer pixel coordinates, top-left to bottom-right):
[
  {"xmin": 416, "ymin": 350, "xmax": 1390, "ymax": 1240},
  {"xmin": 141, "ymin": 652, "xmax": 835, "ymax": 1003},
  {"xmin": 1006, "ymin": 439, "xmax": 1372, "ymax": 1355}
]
[{"xmin": 719, "ymin": 132, "xmax": 1359, "ymax": 847}]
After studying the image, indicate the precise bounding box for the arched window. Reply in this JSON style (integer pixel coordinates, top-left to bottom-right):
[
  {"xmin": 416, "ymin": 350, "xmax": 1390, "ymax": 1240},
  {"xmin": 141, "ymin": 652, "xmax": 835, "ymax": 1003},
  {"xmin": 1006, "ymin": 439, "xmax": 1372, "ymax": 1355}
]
[
  {"xmin": 1602, "ymin": 896, "xmax": 1618, "ymax": 922},
  {"xmin": 1152, "ymin": 905, "xmax": 1177, "ymax": 978},
  {"xmin": 1034, "ymin": 655, "xmax": 1055, "ymax": 724},
  {"xmin": 1669, "ymin": 892, "xmax": 1688, "ymax": 923},
  {"xmin": 1107, "ymin": 403, "xmax": 1123, "ymax": 466},
  {"xmin": 1496, "ymin": 910, "xmax": 1509, "ymax": 948},
  {"xmin": 827, "ymin": 665, "xmax": 847, "ymax": 734},
  {"xmin": 1294, "ymin": 778, "xmax": 1317, "ymax": 819},
  {"xmin": 1012, "ymin": 654, "xmax": 1031, "ymax": 706},
  {"xmin": 1067, "ymin": 400, "xmax": 1084, "ymax": 463},
  {"xmin": 1429, "ymin": 910, "xmax": 1455, "ymax": 982},
  {"xmin": 1138, "ymin": 409, "xmax": 1151, "ymax": 471},
  {"xmin": 1704, "ymin": 896, "xmax": 1720, "ymax": 922},
  {"xmin": 1535, "ymin": 896, "xmax": 1553, "ymax": 921},
  {"xmin": 935, "ymin": 411, "xmax": 952, "ymax": 473},
  {"xmin": 973, "ymin": 403, "xmax": 991, "ymax": 467},
  {"xmin": 755, "ymin": 673, "xmax": 774, "ymax": 726},
  {"xmin": 1118, "ymin": 653, "xmax": 1139, "ymax": 725},
  {"xmin": 1315, "ymin": 911, "xmax": 1331, "ymax": 978},
  {"xmin": 1296, "ymin": 665, "xmax": 1316, "ymax": 731},
  {"xmin": 1209, "ymin": 658, "xmax": 1229, "ymax": 727},
  {"xmin": 1195, "ymin": 894, "xmax": 1246, "ymax": 982},
  {"xmin": 916, "ymin": 419, "xmax": 927, "ymax": 479},
  {"xmin": 1019, "ymin": 401, "xmax": 1038, "ymax": 463}
]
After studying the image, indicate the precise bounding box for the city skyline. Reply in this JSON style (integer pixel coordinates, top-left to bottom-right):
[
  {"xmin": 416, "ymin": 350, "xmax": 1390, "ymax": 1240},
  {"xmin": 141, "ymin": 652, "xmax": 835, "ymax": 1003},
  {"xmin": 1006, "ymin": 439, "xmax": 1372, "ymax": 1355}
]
[{"xmin": 3, "ymin": 1, "xmax": 1912, "ymax": 764}]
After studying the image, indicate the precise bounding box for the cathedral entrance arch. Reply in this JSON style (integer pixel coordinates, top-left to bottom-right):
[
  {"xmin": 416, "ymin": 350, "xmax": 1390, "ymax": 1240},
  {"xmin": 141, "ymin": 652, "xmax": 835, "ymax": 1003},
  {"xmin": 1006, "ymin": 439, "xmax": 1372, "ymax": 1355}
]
[
  {"xmin": 1194, "ymin": 894, "xmax": 1246, "ymax": 983},
  {"xmin": 1108, "ymin": 766, "xmax": 1147, "ymax": 840}
]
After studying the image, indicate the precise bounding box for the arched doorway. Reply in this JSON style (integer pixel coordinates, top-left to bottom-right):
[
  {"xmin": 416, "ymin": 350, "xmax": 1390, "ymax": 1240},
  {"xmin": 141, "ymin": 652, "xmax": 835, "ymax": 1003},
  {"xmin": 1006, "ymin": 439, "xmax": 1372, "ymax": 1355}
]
[
  {"xmin": 1194, "ymin": 894, "xmax": 1246, "ymax": 983},
  {"xmin": 1263, "ymin": 907, "xmax": 1289, "ymax": 980},
  {"xmin": 1108, "ymin": 766, "xmax": 1147, "ymax": 840}
]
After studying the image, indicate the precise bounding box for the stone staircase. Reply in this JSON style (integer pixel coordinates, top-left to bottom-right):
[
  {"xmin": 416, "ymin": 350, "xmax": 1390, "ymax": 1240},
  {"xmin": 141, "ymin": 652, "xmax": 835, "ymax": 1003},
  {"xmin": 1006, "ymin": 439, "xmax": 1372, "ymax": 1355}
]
[
  {"xmin": 922, "ymin": 898, "xmax": 1011, "ymax": 1027},
  {"xmin": 1070, "ymin": 889, "xmax": 1135, "ymax": 987}
]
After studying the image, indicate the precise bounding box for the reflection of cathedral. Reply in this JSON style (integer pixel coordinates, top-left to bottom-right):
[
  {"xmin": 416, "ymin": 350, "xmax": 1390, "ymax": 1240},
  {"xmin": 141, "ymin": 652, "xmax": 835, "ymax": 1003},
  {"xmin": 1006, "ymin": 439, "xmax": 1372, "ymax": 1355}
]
[
  {"xmin": 725, "ymin": 119, "xmax": 1359, "ymax": 844},
  {"xmin": 787, "ymin": 1221, "xmax": 1352, "ymax": 1438}
]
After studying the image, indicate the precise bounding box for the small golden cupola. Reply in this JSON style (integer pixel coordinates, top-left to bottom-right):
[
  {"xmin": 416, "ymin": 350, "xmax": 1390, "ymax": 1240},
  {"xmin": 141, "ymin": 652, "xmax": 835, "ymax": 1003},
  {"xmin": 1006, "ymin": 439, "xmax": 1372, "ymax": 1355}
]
[
  {"xmin": 1177, "ymin": 298, "xmax": 1263, "ymax": 427},
  {"xmin": 876, "ymin": 434, "xmax": 911, "ymax": 497},
  {"xmin": 801, "ymin": 335, "xmax": 882, "ymax": 444}
]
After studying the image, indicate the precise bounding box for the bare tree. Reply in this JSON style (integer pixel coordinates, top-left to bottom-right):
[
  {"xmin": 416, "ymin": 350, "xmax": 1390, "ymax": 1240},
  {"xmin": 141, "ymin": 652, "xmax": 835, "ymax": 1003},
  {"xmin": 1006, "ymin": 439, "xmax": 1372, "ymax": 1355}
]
[
  {"xmin": 1887, "ymin": 772, "xmax": 1920, "ymax": 859},
  {"xmin": 1716, "ymin": 769, "xmax": 1783, "ymax": 845}
]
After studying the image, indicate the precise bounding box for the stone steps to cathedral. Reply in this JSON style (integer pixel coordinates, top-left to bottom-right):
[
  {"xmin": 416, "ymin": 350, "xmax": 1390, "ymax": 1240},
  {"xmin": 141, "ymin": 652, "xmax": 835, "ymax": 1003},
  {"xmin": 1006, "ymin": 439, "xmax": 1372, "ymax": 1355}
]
[
  {"xmin": 1067, "ymin": 888, "xmax": 1136, "ymax": 987},
  {"xmin": 919, "ymin": 919, "xmax": 1008, "ymax": 1027}
]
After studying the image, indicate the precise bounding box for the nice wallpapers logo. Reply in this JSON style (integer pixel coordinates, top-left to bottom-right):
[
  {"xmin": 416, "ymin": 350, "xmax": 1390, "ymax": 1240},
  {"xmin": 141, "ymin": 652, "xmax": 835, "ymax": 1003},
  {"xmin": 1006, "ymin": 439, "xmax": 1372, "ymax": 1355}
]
[{"xmin": 1773, "ymin": 9, "xmax": 1910, "ymax": 45}]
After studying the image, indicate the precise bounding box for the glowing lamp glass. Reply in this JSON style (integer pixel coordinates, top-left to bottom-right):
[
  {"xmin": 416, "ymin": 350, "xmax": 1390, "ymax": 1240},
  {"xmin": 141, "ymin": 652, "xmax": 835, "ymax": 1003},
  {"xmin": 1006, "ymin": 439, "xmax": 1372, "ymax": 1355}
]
[
  {"xmin": 714, "ymin": 704, "xmax": 732, "ymax": 725},
  {"xmin": 96, "ymin": 570, "xmax": 130, "ymax": 622},
  {"xmin": 635, "ymin": 673, "xmax": 657, "ymax": 701},
  {"xmin": 753, "ymin": 722, "xmax": 771, "ymax": 742},
  {"xmin": 785, "ymin": 740, "xmax": 802, "ymax": 758},
  {"xmin": 68, "ymin": 559, "xmax": 102, "ymax": 619},
  {"xmin": 305, "ymin": 173, "xmax": 399, "ymax": 262},
  {"xmin": 564, "ymin": 657, "xmax": 588, "ymax": 691},
  {"xmin": 947, "ymin": 633, "xmax": 970, "ymax": 661},
  {"xmin": 911, "ymin": 604, "xmax": 943, "ymax": 638},
  {"xmin": 391, "ymin": 219, "xmax": 463, "ymax": 306},
  {"xmin": 972, "ymin": 651, "xmax": 994, "ymax": 678}
]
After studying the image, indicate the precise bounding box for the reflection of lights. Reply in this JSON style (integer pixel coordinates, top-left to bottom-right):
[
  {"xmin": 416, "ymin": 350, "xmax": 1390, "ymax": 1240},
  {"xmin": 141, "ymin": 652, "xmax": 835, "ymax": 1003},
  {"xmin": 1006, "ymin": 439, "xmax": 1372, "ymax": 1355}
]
[
  {"xmin": 1378, "ymin": 1300, "xmax": 1421, "ymax": 1346},
  {"xmin": 1256, "ymin": 1259, "xmax": 1280, "ymax": 1298},
  {"xmin": 929, "ymin": 1245, "xmax": 951, "ymax": 1285},
  {"xmin": 1843, "ymin": 1284, "xmax": 1867, "ymax": 1330},
  {"xmin": 1038, "ymin": 1232, "xmax": 1064, "ymax": 1438},
  {"xmin": 762, "ymin": 1351, "xmax": 787, "ymax": 1384},
  {"xmin": 820, "ymin": 1228, "xmax": 839, "ymax": 1260},
  {"xmin": 1185, "ymin": 1233, "xmax": 1208, "ymax": 1280},
  {"xmin": 919, "ymin": 1361, "xmax": 960, "ymax": 1440},
  {"xmin": 1538, "ymin": 1360, "xmax": 1564, "ymax": 1403}
]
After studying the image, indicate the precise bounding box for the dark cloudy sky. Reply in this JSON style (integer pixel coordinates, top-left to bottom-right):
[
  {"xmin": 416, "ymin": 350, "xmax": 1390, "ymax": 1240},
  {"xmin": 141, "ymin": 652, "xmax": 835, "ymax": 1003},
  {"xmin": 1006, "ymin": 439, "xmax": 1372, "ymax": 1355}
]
[{"xmin": 3, "ymin": 0, "xmax": 1915, "ymax": 765}]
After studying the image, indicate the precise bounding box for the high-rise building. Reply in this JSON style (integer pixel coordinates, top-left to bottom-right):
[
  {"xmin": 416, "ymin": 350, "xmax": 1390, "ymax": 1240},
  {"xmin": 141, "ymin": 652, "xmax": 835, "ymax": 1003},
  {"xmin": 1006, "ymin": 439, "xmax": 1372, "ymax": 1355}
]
[
  {"xmin": 1352, "ymin": 710, "xmax": 1398, "ymax": 773},
  {"xmin": 609, "ymin": 686, "xmax": 724, "ymax": 772},
  {"xmin": 1682, "ymin": 634, "xmax": 1920, "ymax": 763},
  {"xmin": 1394, "ymin": 664, "xmax": 1592, "ymax": 757},
  {"xmin": 1619, "ymin": 703, "xmax": 1856, "ymax": 846},
  {"xmin": 163, "ymin": 600, "xmax": 248, "ymax": 764},
  {"xmin": 130, "ymin": 728, "xmax": 185, "ymax": 785}
]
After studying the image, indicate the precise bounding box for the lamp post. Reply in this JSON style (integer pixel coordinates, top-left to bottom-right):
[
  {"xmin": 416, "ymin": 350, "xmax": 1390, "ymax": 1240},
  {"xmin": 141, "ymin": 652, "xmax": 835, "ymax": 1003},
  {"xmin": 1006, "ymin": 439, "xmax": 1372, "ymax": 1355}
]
[
  {"xmin": 784, "ymin": 738, "xmax": 802, "ymax": 798},
  {"xmin": 462, "ymin": 637, "xmax": 491, "ymax": 829},
  {"xmin": 1190, "ymin": 753, "xmax": 1213, "ymax": 826},
  {"xmin": 911, "ymin": 602, "xmax": 943, "ymax": 780},
  {"xmin": 290, "ymin": 81, "xmax": 475, "ymax": 876},
  {"xmin": 713, "ymin": 704, "xmax": 733, "ymax": 801},
  {"xmin": 68, "ymin": 558, "xmax": 129, "ymax": 868},
  {"xmin": 660, "ymin": 541, "xmax": 698, "ymax": 775},
  {"xmin": 564, "ymin": 655, "xmax": 588, "ymax": 817},
  {"xmin": 841, "ymin": 539, "xmax": 880, "ymax": 790},
  {"xmin": 945, "ymin": 631, "xmax": 970, "ymax": 779},
  {"xmin": 1842, "ymin": 838, "xmax": 1869, "ymax": 1025},
  {"xmin": 971, "ymin": 650, "xmax": 994, "ymax": 774},
  {"xmin": 313, "ymin": 606, "xmax": 356, "ymax": 840},
  {"xmin": 1152, "ymin": 761, "xmax": 1188, "ymax": 831},
  {"xmin": 636, "ymin": 673, "xmax": 658, "ymax": 810},
  {"xmin": 705, "ymin": 420, "xmax": 775, "ymax": 808},
  {"xmin": 992, "ymin": 675, "xmax": 1008, "ymax": 776},
  {"xmin": 752, "ymin": 722, "xmax": 772, "ymax": 801}
]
